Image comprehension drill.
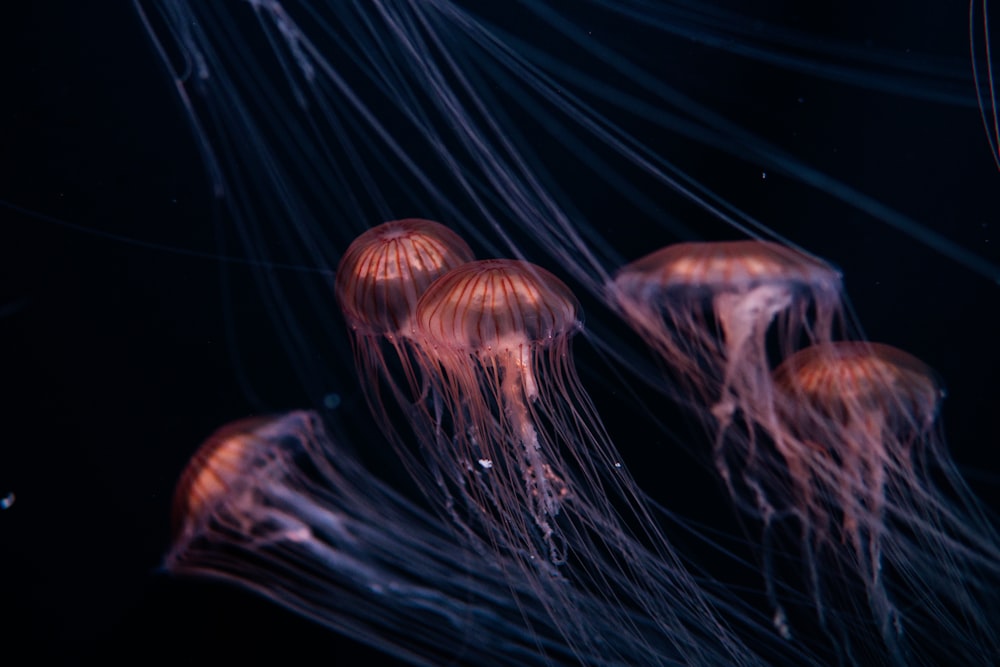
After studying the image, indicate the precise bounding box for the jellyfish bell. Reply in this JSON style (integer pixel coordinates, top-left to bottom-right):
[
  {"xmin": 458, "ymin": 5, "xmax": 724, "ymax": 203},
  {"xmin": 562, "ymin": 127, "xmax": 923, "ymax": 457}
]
[
  {"xmin": 774, "ymin": 342, "xmax": 944, "ymax": 453},
  {"xmin": 335, "ymin": 219, "xmax": 475, "ymax": 339},
  {"xmin": 169, "ymin": 414, "xmax": 279, "ymax": 544},
  {"xmin": 416, "ymin": 260, "xmax": 580, "ymax": 348}
]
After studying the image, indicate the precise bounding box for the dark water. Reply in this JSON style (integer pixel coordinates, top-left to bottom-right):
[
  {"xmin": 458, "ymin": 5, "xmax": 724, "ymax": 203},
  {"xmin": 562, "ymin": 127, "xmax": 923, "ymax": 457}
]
[{"xmin": 3, "ymin": 1, "xmax": 999, "ymax": 663}]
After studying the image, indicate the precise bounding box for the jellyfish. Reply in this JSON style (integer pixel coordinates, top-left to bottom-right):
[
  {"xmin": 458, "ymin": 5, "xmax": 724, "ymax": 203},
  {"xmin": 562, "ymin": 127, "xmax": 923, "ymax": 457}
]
[
  {"xmin": 334, "ymin": 218, "xmax": 474, "ymax": 434},
  {"xmin": 409, "ymin": 258, "xmax": 582, "ymax": 566},
  {"xmin": 772, "ymin": 343, "xmax": 945, "ymax": 562},
  {"xmin": 168, "ymin": 409, "xmax": 606, "ymax": 666},
  {"xmin": 768, "ymin": 342, "xmax": 1000, "ymax": 666},
  {"xmin": 333, "ymin": 218, "xmax": 495, "ymax": 539}
]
